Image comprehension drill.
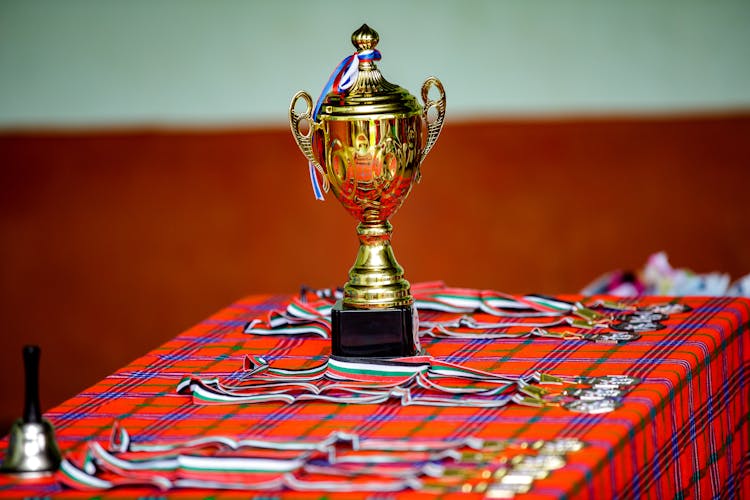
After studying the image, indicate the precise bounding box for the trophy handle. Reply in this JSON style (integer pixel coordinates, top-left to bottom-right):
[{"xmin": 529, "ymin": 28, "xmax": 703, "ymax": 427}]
[
  {"xmin": 289, "ymin": 91, "xmax": 329, "ymax": 192},
  {"xmin": 420, "ymin": 77, "xmax": 446, "ymax": 164}
]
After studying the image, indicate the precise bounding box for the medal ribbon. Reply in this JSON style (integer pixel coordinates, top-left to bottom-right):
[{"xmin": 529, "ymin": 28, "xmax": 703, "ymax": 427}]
[
  {"xmin": 244, "ymin": 283, "xmax": 621, "ymax": 340},
  {"xmin": 177, "ymin": 355, "xmax": 519, "ymax": 408},
  {"xmin": 59, "ymin": 424, "xmax": 585, "ymax": 494},
  {"xmin": 412, "ymin": 283, "xmax": 608, "ymax": 323},
  {"xmin": 177, "ymin": 354, "xmax": 637, "ymax": 412}
]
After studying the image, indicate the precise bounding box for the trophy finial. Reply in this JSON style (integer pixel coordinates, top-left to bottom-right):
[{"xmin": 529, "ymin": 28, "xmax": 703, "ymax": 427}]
[{"xmin": 351, "ymin": 24, "xmax": 379, "ymax": 52}]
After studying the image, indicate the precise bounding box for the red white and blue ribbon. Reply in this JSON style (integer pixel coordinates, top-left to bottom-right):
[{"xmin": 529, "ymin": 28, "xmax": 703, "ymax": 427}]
[
  {"xmin": 312, "ymin": 49, "xmax": 382, "ymax": 121},
  {"xmin": 307, "ymin": 49, "xmax": 382, "ymax": 199}
]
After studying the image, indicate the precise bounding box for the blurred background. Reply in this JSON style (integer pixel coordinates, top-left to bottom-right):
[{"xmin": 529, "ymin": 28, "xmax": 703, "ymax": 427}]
[{"xmin": 1, "ymin": 0, "xmax": 749, "ymax": 432}]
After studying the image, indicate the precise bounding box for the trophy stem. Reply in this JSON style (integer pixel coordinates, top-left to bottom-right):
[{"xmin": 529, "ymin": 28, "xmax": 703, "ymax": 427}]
[
  {"xmin": 343, "ymin": 221, "xmax": 413, "ymax": 309},
  {"xmin": 333, "ymin": 219, "xmax": 420, "ymax": 358}
]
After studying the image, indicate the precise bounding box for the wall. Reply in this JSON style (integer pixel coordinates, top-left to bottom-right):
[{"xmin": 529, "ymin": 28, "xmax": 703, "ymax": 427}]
[{"xmin": 1, "ymin": 0, "xmax": 749, "ymax": 128}]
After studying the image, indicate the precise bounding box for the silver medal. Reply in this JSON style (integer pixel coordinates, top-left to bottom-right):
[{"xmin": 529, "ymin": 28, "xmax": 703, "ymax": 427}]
[
  {"xmin": 564, "ymin": 387, "xmax": 625, "ymax": 400},
  {"xmin": 541, "ymin": 438, "xmax": 585, "ymax": 454},
  {"xmin": 563, "ymin": 398, "xmax": 621, "ymax": 414},
  {"xmin": 576, "ymin": 374, "xmax": 640, "ymax": 388},
  {"xmin": 584, "ymin": 331, "xmax": 641, "ymax": 344},
  {"xmin": 612, "ymin": 320, "xmax": 665, "ymax": 332},
  {"xmin": 643, "ymin": 303, "xmax": 692, "ymax": 315}
]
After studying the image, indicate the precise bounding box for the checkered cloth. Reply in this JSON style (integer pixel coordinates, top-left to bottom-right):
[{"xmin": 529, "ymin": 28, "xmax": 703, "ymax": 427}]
[{"xmin": 0, "ymin": 292, "xmax": 748, "ymax": 498}]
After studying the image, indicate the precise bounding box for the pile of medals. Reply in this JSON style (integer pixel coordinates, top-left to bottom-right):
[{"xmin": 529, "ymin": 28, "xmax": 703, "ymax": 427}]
[
  {"xmin": 172, "ymin": 283, "xmax": 695, "ymax": 413},
  {"xmin": 246, "ymin": 282, "xmax": 691, "ymax": 345},
  {"xmin": 59, "ymin": 424, "xmax": 585, "ymax": 496},
  {"xmin": 177, "ymin": 355, "xmax": 640, "ymax": 413}
]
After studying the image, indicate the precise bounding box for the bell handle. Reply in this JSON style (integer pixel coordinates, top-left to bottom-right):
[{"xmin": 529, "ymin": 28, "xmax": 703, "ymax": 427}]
[
  {"xmin": 289, "ymin": 91, "xmax": 329, "ymax": 193},
  {"xmin": 23, "ymin": 345, "xmax": 42, "ymax": 424},
  {"xmin": 420, "ymin": 77, "xmax": 446, "ymax": 163}
]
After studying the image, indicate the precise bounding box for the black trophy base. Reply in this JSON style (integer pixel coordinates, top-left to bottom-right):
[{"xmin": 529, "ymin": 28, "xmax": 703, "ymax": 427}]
[{"xmin": 331, "ymin": 300, "xmax": 419, "ymax": 358}]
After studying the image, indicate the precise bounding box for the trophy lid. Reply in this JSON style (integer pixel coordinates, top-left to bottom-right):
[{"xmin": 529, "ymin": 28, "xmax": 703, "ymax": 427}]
[{"xmin": 318, "ymin": 24, "xmax": 422, "ymax": 117}]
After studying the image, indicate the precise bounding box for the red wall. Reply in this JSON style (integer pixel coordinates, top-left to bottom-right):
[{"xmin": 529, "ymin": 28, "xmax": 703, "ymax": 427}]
[{"xmin": 1, "ymin": 114, "xmax": 749, "ymax": 432}]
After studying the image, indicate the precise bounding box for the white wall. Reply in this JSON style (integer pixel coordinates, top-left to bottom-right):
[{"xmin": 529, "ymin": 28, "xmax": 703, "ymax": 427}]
[{"xmin": 1, "ymin": 0, "xmax": 749, "ymax": 128}]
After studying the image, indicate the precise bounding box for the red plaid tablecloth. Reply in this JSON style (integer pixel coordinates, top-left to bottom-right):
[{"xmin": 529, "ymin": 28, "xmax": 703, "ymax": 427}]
[{"xmin": 0, "ymin": 293, "xmax": 748, "ymax": 498}]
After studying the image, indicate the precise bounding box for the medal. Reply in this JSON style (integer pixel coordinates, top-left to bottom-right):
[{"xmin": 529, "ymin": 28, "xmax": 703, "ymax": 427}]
[
  {"xmin": 641, "ymin": 303, "xmax": 692, "ymax": 315},
  {"xmin": 563, "ymin": 398, "xmax": 621, "ymax": 414},
  {"xmin": 611, "ymin": 319, "xmax": 665, "ymax": 332},
  {"xmin": 624, "ymin": 310, "xmax": 668, "ymax": 322},
  {"xmin": 575, "ymin": 375, "xmax": 640, "ymax": 389},
  {"xmin": 564, "ymin": 387, "xmax": 625, "ymax": 401},
  {"xmin": 540, "ymin": 438, "xmax": 585, "ymax": 454},
  {"xmin": 583, "ymin": 331, "xmax": 641, "ymax": 344}
]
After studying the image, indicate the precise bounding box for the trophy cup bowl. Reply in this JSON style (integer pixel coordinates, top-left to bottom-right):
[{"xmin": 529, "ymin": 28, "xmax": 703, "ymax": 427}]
[{"xmin": 290, "ymin": 24, "xmax": 445, "ymax": 358}]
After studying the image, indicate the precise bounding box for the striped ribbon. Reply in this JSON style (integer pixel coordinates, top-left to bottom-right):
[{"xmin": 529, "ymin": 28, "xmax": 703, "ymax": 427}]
[
  {"xmin": 412, "ymin": 283, "xmax": 610, "ymax": 324},
  {"xmin": 244, "ymin": 297, "xmax": 333, "ymax": 338},
  {"xmin": 177, "ymin": 355, "xmax": 518, "ymax": 408},
  {"xmin": 312, "ymin": 49, "xmax": 381, "ymax": 121},
  {"xmin": 244, "ymin": 283, "xmax": 634, "ymax": 340},
  {"xmin": 58, "ymin": 424, "xmax": 585, "ymax": 495},
  {"xmin": 307, "ymin": 49, "xmax": 382, "ymax": 199},
  {"xmin": 177, "ymin": 354, "xmax": 636, "ymax": 412},
  {"xmin": 107, "ymin": 422, "xmax": 485, "ymax": 456}
]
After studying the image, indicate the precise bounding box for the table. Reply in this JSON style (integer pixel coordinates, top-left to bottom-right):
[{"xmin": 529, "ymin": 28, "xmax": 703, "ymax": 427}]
[{"xmin": 1, "ymin": 286, "xmax": 748, "ymax": 498}]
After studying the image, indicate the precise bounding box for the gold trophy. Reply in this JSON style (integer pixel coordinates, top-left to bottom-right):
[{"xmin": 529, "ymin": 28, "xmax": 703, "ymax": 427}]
[{"xmin": 290, "ymin": 24, "xmax": 445, "ymax": 358}]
